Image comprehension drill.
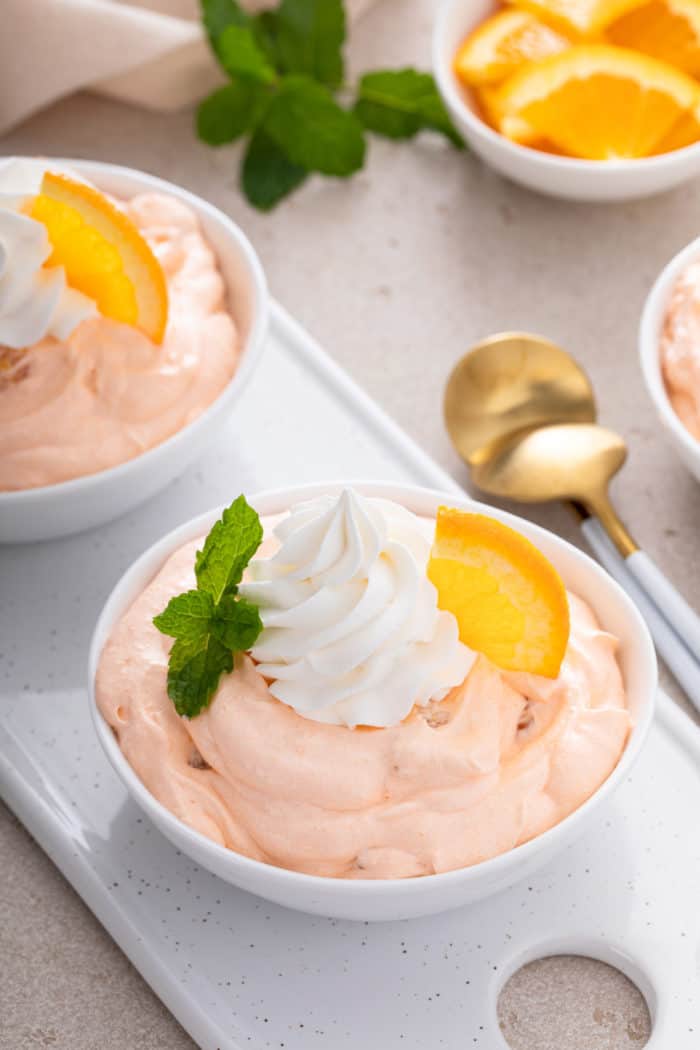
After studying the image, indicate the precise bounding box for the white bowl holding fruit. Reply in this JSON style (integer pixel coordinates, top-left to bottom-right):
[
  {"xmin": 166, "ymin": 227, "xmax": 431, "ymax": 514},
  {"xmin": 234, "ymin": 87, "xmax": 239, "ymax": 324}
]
[{"xmin": 433, "ymin": 0, "xmax": 700, "ymax": 201}]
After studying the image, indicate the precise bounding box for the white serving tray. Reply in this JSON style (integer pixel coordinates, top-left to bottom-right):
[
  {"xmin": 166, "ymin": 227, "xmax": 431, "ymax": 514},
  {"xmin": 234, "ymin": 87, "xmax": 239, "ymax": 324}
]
[{"xmin": 1, "ymin": 303, "xmax": 698, "ymax": 1050}]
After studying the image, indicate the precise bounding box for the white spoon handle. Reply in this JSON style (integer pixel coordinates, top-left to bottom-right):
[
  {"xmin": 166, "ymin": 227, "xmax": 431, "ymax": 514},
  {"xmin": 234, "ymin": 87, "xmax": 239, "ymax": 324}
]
[
  {"xmin": 580, "ymin": 518, "xmax": 700, "ymax": 714},
  {"xmin": 625, "ymin": 549, "xmax": 700, "ymax": 659}
]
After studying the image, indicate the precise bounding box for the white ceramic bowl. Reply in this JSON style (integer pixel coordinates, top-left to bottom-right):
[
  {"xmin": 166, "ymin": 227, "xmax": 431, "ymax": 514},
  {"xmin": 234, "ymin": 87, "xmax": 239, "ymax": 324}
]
[
  {"xmin": 0, "ymin": 158, "xmax": 268, "ymax": 544},
  {"xmin": 640, "ymin": 236, "xmax": 700, "ymax": 483},
  {"xmin": 88, "ymin": 481, "xmax": 657, "ymax": 922},
  {"xmin": 433, "ymin": 0, "xmax": 700, "ymax": 201}
]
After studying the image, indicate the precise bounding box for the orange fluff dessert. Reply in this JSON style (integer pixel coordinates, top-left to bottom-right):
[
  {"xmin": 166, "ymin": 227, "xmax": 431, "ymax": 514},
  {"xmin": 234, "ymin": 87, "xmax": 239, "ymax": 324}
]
[
  {"xmin": 454, "ymin": 0, "xmax": 700, "ymax": 159},
  {"xmin": 661, "ymin": 259, "xmax": 700, "ymax": 440},
  {"xmin": 95, "ymin": 489, "xmax": 630, "ymax": 879},
  {"xmin": 0, "ymin": 160, "xmax": 239, "ymax": 490}
]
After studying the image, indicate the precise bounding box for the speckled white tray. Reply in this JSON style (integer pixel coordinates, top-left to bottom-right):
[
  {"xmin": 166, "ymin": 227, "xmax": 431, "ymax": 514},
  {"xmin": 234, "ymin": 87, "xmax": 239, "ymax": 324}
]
[{"xmin": 1, "ymin": 303, "xmax": 698, "ymax": 1050}]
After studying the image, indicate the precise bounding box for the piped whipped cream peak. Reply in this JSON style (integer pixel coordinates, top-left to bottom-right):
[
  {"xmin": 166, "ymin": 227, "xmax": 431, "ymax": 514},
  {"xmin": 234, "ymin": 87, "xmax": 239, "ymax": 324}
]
[
  {"xmin": 240, "ymin": 489, "xmax": 476, "ymax": 728},
  {"xmin": 0, "ymin": 159, "xmax": 97, "ymax": 349}
]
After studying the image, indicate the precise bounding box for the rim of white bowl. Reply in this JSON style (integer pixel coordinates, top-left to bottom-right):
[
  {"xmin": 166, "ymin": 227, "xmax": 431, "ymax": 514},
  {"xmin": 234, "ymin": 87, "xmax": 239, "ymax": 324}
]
[
  {"xmin": 432, "ymin": 0, "xmax": 700, "ymax": 177},
  {"xmin": 88, "ymin": 480, "xmax": 657, "ymax": 897},
  {"xmin": 0, "ymin": 157, "xmax": 269, "ymax": 504},
  {"xmin": 640, "ymin": 235, "xmax": 700, "ymax": 460}
]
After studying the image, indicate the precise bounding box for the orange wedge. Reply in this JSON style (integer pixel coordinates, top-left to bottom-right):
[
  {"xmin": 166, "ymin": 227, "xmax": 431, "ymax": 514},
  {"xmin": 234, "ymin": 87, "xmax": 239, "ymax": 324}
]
[
  {"xmin": 455, "ymin": 9, "xmax": 571, "ymax": 86},
  {"xmin": 477, "ymin": 84, "xmax": 545, "ymax": 143},
  {"xmin": 496, "ymin": 44, "xmax": 699, "ymax": 158},
  {"xmin": 29, "ymin": 172, "xmax": 168, "ymax": 344},
  {"xmin": 652, "ymin": 99, "xmax": 700, "ymax": 150},
  {"xmin": 607, "ymin": 0, "xmax": 700, "ymax": 76},
  {"xmin": 427, "ymin": 507, "xmax": 570, "ymax": 678},
  {"xmin": 507, "ymin": 0, "xmax": 647, "ymax": 35}
]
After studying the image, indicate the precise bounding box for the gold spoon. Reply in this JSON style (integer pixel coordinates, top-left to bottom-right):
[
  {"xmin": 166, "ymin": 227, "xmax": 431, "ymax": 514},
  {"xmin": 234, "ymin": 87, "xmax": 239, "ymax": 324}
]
[
  {"xmin": 470, "ymin": 421, "xmax": 635, "ymax": 557},
  {"xmin": 443, "ymin": 331, "xmax": 596, "ymax": 468},
  {"xmin": 444, "ymin": 331, "xmax": 634, "ymax": 551},
  {"xmin": 444, "ymin": 332, "xmax": 700, "ymax": 707}
]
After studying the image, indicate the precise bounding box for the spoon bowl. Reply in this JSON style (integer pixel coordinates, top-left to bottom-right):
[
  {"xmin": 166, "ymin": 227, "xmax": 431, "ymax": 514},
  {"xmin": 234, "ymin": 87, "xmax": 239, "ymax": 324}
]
[
  {"xmin": 445, "ymin": 332, "xmax": 634, "ymax": 554},
  {"xmin": 471, "ymin": 423, "xmax": 628, "ymax": 504},
  {"xmin": 444, "ymin": 332, "xmax": 596, "ymax": 466}
]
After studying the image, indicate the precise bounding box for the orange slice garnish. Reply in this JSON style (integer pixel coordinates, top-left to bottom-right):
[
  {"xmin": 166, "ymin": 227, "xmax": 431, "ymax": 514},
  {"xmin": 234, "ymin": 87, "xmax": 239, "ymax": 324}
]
[
  {"xmin": 29, "ymin": 172, "xmax": 168, "ymax": 344},
  {"xmin": 495, "ymin": 44, "xmax": 699, "ymax": 158},
  {"xmin": 455, "ymin": 9, "xmax": 572, "ymax": 86},
  {"xmin": 606, "ymin": 0, "xmax": 700, "ymax": 77},
  {"xmin": 427, "ymin": 507, "xmax": 570, "ymax": 678},
  {"xmin": 507, "ymin": 0, "xmax": 647, "ymax": 36}
]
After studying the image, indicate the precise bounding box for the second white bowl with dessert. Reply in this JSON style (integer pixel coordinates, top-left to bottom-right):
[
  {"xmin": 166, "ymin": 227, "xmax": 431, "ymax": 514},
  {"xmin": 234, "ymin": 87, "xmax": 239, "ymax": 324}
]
[
  {"xmin": 0, "ymin": 158, "xmax": 268, "ymax": 543},
  {"xmin": 640, "ymin": 235, "xmax": 700, "ymax": 484},
  {"xmin": 89, "ymin": 482, "xmax": 656, "ymax": 921}
]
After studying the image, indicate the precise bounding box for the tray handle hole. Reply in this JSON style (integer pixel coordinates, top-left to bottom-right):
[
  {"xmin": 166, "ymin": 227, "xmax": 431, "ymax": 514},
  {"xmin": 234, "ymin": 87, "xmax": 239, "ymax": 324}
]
[{"xmin": 498, "ymin": 954, "xmax": 651, "ymax": 1049}]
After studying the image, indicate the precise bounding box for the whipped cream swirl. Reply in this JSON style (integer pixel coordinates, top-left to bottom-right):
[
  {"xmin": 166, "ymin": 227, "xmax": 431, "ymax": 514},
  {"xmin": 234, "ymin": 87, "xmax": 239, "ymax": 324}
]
[
  {"xmin": 0, "ymin": 158, "xmax": 97, "ymax": 350},
  {"xmin": 241, "ymin": 490, "xmax": 475, "ymax": 727}
]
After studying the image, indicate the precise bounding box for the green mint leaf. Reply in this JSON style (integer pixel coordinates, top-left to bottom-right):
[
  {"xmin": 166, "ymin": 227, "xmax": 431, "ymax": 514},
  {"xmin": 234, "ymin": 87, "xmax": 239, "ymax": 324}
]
[
  {"xmin": 251, "ymin": 11, "xmax": 281, "ymax": 66},
  {"xmin": 265, "ymin": 0, "xmax": 345, "ymax": 88},
  {"xmin": 241, "ymin": 128, "xmax": 308, "ymax": 210},
  {"xmin": 355, "ymin": 69, "xmax": 464, "ymax": 147},
  {"xmin": 154, "ymin": 494, "xmax": 265, "ymax": 716},
  {"xmin": 152, "ymin": 590, "xmax": 214, "ymax": 641},
  {"xmin": 167, "ymin": 635, "xmax": 233, "ymax": 718},
  {"xmin": 196, "ymin": 82, "xmax": 268, "ymax": 145},
  {"xmin": 211, "ymin": 595, "xmax": 263, "ymax": 651},
  {"xmin": 201, "ymin": 0, "xmax": 250, "ymax": 58},
  {"xmin": 195, "ymin": 494, "xmax": 263, "ymax": 603},
  {"xmin": 217, "ymin": 24, "xmax": 277, "ymax": 84},
  {"xmin": 412, "ymin": 91, "xmax": 466, "ymax": 148},
  {"xmin": 264, "ymin": 75, "xmax": 365, "ymax": 176}
]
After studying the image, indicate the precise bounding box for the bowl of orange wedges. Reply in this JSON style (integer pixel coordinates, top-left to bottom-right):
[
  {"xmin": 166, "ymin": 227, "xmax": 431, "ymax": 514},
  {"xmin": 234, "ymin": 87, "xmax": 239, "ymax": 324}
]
[
  {"xmin": 433, "ymin": 0, "xmax": 700, "ymax": 199},
  {"xmin": 0, "ymin": 158, "xmax": 268, "ymax": 543}
]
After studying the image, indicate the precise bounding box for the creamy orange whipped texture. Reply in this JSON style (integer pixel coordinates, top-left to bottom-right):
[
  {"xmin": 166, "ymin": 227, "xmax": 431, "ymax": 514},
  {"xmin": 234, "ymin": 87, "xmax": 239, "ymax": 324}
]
[
  {"xmin": 0, "ymin": 192, "xmax": 238, "ymax": 490},
  {"xmin": 96, "ymin": 511, "xmax": 630, "ymax": 880},
  {"xmin": 661, "ymin": 260, "xmax": 700, "ymax": 442}
]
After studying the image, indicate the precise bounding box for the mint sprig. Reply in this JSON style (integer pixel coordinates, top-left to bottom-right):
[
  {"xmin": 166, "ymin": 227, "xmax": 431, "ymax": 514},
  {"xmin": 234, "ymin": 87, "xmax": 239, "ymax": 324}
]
[
  {"xmin": 264, "ymin": 75, "xmax": 366, "ymax": 175},
  {"xmin": 355, "ymin": 70, "xmax": 465, "ymax": 148},
  {"xmin": 242, "ymin": 129, "xmax": 308, "ymax": 209},
  {"xmin": 202, "ymin": 0, "xmax": 251, "ymax": 53},
  {"xmin": 153, "ymin": 495, "xmax": 264, "ymax": 717},
  {"xmin": 197, "ymin": 0, "xmax": 463, "ymax": 211},
  {"xmin": 217, "ymin": 25, "xmax": 277, "ymax": 83}
]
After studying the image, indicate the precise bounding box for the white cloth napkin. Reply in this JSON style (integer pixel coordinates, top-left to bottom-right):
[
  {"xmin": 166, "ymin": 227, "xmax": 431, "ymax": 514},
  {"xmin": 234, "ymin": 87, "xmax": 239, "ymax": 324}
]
[{"xmin": 0, "ymin": 0, "xmax": 380, "ymax": 134}]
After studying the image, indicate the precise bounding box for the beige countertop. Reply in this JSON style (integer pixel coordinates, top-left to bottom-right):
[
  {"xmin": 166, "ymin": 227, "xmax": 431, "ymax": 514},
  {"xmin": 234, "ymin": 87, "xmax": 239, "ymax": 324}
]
[{"xmin": 1, "ymin": 1, "xmax": 698, "ymax": 1047}]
